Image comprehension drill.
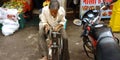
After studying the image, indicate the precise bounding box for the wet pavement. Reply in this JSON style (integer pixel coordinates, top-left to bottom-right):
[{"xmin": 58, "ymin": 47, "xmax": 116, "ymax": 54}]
[{"xmin": 0, "ymin": 15, "xmax": 120, "ymax": 60}]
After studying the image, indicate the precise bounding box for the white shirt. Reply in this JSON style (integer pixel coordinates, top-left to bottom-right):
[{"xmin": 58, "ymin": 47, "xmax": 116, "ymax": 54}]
[{"xmin": 39, "ymin": 6, "xmax": 66, "ymax": 28}]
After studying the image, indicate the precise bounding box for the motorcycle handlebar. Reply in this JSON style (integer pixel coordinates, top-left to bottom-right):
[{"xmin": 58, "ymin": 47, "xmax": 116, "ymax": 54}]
[
  {"xmin": 100, "ymin": 5, "xmax": 106, "ymax": 10},
  {"xmin": 93, "ymin": 5, "xmax": 107, "ymax": 23}
]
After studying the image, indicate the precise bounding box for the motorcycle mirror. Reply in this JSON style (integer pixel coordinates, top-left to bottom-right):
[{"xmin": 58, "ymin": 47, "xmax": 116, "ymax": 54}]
[{"xmin": 73, "ymin": 19, "xmax": 82, "ymax": 26}]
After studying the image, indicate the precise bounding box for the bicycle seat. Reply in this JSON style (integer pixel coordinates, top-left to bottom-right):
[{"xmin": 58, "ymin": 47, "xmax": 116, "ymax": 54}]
[{"xmin": 96, "ymin": 37, "xmax": 120, "ymax": 60}]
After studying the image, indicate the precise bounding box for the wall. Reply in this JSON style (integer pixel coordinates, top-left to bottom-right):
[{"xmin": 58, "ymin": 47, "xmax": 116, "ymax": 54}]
[{"xmin": 58, "ymin": 0, "xmax": 66, "ymax": 10}]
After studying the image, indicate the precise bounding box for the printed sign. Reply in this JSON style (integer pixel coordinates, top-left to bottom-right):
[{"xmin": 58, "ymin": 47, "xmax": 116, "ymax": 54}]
[{"xmin": 80, "ymin": 0, "xmax": 113, "ymax": 19}]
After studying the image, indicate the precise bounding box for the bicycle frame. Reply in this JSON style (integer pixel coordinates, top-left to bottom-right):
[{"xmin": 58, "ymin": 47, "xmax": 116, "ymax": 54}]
[{"xmin": 47, "ymin": 29, "xmax": 63, "ymax": 60}]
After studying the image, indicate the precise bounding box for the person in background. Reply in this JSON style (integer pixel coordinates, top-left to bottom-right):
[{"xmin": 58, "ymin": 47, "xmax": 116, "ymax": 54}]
[
  {"xmin": 108, "ymin": 0, "xmax": 120, "ymax": 32},
  {"xmin": 72, "ymin": 0, "xmax": 79, "ymax": 19},
  {"xmin": 38, "ymin": 0, "xmax": 69, "ymax": 60}
]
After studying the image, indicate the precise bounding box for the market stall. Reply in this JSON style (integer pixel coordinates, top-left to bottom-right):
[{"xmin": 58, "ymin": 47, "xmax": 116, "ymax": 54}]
[
  {"xmin": 80, "ymin": 0, "xmax": 113, "ymax": 19},
  {"xmin": 3, "ymin": 0, "xmax": 32, "ymax": 13}
]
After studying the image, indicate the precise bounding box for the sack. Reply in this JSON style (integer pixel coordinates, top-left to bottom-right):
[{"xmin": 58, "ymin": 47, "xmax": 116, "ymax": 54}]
[{"xmin": 2, "ymin": 19, "xmax": 19, "ymax": 36}]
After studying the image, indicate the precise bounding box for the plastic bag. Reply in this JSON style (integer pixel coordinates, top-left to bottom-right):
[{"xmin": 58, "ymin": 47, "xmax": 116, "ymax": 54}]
[
  {"xmin": 2, "ymin": 19, "xmax": 19, "ymax": 36},
  {"xmin": 0, "ymin": 8, "xmax": 20, "ymax": 36}
]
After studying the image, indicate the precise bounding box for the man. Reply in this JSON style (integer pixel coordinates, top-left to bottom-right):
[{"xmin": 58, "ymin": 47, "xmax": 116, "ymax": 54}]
[
  {"xmin": 38, "ymin": 0, "xmax": 69, "ymax": 60},
  {"xmin": 72, "ymin": 0, "xmax": 80, "ymax": 19}
]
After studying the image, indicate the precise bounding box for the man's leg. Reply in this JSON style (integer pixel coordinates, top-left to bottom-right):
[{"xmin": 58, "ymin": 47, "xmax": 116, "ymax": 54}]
[
  {"xmin": 38, "ymin": 24, "xmax": 48, "ymax": 60},
  {"xmin": 60, "ymin": 28, "xmax": 68, "ymax": 41}
]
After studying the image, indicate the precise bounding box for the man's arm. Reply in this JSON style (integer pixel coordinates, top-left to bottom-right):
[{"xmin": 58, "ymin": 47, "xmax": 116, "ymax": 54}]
[
  {"xmin": 39, "ymin": 7, "xmax": 51, "ymax": 33},
  {"xmin": 39, "ymin": 8, "xmax": 48, "ymax": 26},
  {"xmin": 54, "ymin": 7, "xmax": 66, "ymax": 31},
  {"xmin": 59, "ymin": 7, "xmax": 66, "ymax": 26}
]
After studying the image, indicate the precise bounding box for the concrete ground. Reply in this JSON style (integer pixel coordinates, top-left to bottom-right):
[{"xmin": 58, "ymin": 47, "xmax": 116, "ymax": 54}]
[{"xmin": 0, "ymin": 14, "xmax": 120, "ymax": 60}]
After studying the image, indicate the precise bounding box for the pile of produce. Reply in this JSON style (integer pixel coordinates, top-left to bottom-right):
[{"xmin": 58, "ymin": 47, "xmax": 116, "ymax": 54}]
[{"xmin": 2, "ymin": 1, "xmax": 23, "ymax": 12}]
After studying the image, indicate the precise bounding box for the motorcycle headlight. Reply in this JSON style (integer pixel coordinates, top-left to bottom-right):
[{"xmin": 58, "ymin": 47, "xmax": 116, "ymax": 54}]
[{"xmin": 88, "ymin": 13, "xmax": 94, "ymax": 18}]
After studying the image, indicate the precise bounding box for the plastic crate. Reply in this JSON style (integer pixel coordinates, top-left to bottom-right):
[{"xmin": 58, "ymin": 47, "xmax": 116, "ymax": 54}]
[
  {"xmin": 18, "ymin": 13, "xmax": 26, "ymax": 29},
  {"xmin": 0, "ymin": 24, "xmax": 2, "ymax": 30}
]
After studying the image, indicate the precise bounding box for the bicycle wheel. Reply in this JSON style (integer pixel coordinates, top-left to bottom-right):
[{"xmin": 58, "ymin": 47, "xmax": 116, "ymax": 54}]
[
  {"xmin": 52, "ymin": 39, "xmax": 59, "ymax": 60},
  {"xmin": 52, "ymin": 36, "xmax": 69, "ymax": 60},
  {"xmin": 83, "ymin": 37, "xmax": 95, "ymax": 59},
  {"xmin": 83, "ymin": 37, "xmax": 93, "ymax": 51},
  {"xmin": 114, "ymin": 37, "xmax": 119, "ymax": 44},
  {"xmin": 62, "ymin": 39, "xmax": 69, "ymax": 60},
  {"xmin": 52, "ymin": 37, "xmax": 64, "ymax": 60},
  {"xmin": 58, "ymin": 37, "xmax": 64, "ymax": 60}
]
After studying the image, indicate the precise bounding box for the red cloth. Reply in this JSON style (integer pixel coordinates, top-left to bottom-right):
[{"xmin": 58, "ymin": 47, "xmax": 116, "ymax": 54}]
[
  {"xmin": 22, "ymin": 0, "xmax": 32, "ymax": 12},
  {"xmin": 22, "ymin": 2, "xmax": 30, "ymax": 12}
]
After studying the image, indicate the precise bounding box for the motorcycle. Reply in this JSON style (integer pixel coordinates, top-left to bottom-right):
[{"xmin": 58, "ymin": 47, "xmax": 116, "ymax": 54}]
[{"xmin": 73, "ymin": 4, "xmax": 120, "ymax": 60}]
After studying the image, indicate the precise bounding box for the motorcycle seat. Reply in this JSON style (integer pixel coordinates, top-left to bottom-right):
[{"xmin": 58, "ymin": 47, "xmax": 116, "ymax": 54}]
[{"xmin": 96, "ymin": 37, "xmax": 120, "ymax": 60}]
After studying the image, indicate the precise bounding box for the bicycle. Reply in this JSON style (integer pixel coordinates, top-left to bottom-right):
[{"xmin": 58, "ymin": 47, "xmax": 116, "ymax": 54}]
[{"xmin": 47, "ymin": 28, "xmax": 68, "ymax": 60}]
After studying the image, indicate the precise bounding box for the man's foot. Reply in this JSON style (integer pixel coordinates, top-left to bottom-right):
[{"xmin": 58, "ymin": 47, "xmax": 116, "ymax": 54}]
[{"xmin": 38, "ymin": 56, "xmax": 48, "ymax": 60}]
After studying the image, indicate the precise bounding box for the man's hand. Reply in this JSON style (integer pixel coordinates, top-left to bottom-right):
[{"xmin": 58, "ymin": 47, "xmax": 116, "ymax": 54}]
[
  {"xmin": 45, "ymin": 24, "xmax": 50, "ymax": 34},
  {"xmin": 54, "ymin": 24, "xmax": 63, "ymax": 32}
]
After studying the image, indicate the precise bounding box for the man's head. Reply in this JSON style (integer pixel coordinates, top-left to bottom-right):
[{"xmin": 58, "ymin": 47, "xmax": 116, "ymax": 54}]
[{"xmin": 49, "ymin": 0, "xmax": 60, "ymax": 18}]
